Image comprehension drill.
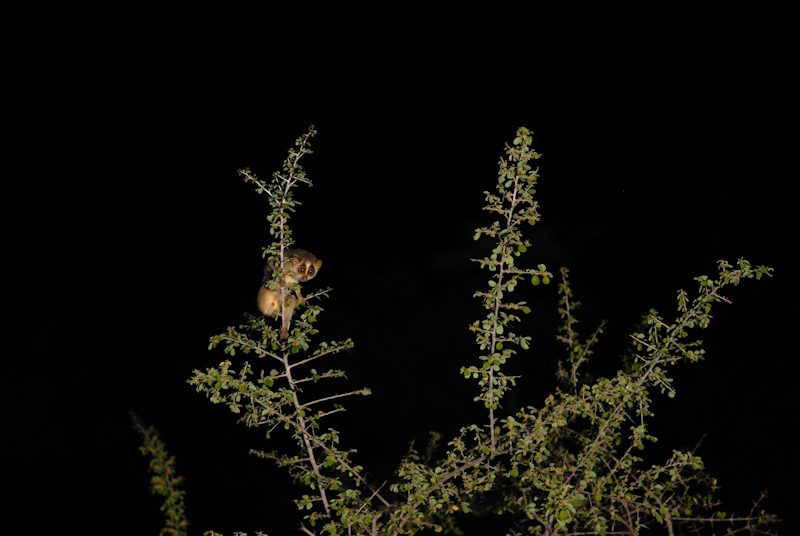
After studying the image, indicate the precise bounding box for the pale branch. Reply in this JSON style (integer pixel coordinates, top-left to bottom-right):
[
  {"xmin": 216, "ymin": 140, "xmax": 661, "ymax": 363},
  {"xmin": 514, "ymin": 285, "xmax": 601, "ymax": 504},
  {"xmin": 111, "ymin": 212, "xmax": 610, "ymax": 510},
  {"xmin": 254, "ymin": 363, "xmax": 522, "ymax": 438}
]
[
  {"xmin": 303, "ymin": 288, "xmax": 333, "ymax": 300},
  {"xmin": 261, "ymin": 420, "xmax": 283, "ymax": 436},
  {"xmin": 217, "ymin": 334, "xmax": 284, "ymax": 364},
  {"xmin": 250, "ymin": 365, "xmax": 390, "ymax": 509},
  {"xmin": 648, "ymin": 312, "xmax": 671, "ymax": 329},
  {"xmin": 283, "ymin": 352, "xmax": 332, "ymax": 517},
  {"xmin": 238, "ymin": 168, "xmax": 277, "ymax": 197},
  {"xmin": 309, "ymin": 407, "xmax": 347, "ymax": 420},
  {"xmin": 288, "ymin": 345, "xmax": 353, "ymax": 370},
  {"xmin": 300, "ymin": 390, "xmax": 368, "ymax": 409},
  {"xmin": 368, "ymin": 509, "xmax": 384, "ymax": 536},
  {"xmin": 305, "ymin": 433, "xmax": 391, "ymax": 508},
  {"xmin": 294, "ymin": 371, "xmax": 347, "ymax": 384}
]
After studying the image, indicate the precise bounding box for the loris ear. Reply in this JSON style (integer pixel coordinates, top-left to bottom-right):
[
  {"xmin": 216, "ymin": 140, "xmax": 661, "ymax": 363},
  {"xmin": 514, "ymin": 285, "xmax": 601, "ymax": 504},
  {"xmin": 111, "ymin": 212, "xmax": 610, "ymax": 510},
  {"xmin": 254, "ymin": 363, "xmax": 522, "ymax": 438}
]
[{"xmin": 315, "ymin": 259, "xmax": 323, "ymax": 269}]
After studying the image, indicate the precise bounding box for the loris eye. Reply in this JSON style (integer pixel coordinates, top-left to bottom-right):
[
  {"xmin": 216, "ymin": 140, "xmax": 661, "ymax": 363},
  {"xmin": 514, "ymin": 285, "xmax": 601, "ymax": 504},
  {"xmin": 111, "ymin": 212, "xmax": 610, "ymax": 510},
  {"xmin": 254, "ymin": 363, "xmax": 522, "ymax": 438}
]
[
  {"xmin": 307, "ymin": 267, "xmax": 315, "ymax": 275},
  {"xmin": 299, "ymin": 266, "xmax": 306, "ymax": 274}
]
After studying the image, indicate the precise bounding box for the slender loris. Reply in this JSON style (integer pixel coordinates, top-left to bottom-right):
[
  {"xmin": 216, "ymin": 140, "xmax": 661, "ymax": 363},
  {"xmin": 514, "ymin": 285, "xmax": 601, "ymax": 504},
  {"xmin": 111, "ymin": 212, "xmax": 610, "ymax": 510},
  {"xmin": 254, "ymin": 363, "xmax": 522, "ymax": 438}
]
[{"xmin": 258, "ymin": 249, "xmax": 322, "ymax": 340}]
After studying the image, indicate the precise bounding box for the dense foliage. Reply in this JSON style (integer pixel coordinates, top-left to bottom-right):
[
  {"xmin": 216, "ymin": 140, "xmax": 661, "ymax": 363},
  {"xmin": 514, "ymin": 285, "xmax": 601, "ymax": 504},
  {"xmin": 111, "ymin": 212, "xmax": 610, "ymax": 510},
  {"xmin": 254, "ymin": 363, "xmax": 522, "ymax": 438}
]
[{"xmin": 139, "ymin": 126, "xmax": 779, "ymax": 535}]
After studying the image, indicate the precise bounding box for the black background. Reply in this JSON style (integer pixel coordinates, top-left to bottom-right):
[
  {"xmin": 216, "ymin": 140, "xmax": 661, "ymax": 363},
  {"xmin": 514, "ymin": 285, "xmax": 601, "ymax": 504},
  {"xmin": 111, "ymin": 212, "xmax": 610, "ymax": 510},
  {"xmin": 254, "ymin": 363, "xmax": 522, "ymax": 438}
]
[{"xmin": 6, "ymin": 6, "xmax": 796, "ymax": 535}]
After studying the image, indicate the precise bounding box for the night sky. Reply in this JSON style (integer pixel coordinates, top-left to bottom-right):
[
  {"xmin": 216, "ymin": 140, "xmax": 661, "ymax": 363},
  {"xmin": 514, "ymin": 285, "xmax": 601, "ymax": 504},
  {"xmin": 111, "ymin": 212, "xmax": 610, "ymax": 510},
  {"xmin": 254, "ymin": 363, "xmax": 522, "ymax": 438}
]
[{"xmin": 7, "ymin": 6, "xmax": 796, "ymax": 535}]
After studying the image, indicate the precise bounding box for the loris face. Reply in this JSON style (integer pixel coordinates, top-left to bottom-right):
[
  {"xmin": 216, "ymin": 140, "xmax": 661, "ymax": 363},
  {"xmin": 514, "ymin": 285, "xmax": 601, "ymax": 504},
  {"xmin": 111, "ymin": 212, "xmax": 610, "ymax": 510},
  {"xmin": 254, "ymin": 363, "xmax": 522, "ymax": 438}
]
[{"xmin": 284, "ymin": 255, "xmax": 322, "ymax": 285}]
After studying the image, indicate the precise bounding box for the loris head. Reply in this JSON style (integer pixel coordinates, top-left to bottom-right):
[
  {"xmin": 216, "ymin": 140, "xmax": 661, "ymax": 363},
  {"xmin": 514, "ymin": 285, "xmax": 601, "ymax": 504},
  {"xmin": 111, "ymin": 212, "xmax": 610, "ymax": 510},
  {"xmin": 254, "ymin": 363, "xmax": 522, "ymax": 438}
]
[{"xmin": 283, "ymin": 249, "xmax": 322, "ymax": 284}]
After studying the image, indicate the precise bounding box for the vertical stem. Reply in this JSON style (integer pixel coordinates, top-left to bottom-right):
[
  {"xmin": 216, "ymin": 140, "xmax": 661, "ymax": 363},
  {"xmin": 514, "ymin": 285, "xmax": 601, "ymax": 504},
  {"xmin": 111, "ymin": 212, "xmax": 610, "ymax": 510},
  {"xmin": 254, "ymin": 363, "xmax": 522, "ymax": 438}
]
[{"xmin": 283, "ymin": 351, "xmax": 331, "ymax": 516}]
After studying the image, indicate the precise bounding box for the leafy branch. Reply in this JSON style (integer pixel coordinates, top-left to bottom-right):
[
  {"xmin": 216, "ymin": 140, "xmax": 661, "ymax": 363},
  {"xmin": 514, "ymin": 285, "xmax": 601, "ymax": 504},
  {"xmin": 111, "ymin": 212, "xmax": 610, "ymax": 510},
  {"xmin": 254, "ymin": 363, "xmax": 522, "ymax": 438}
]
[
  {"xmin": 467, "ymin": 126, "xmax": 552, "ymax": 450},
  {"xmin": 189, "ymin": 127, "xmax": 383, "ymax": 534},
  {"xmin": 131, "ymin": 412, "xmax": 188, "ymax": 536}
]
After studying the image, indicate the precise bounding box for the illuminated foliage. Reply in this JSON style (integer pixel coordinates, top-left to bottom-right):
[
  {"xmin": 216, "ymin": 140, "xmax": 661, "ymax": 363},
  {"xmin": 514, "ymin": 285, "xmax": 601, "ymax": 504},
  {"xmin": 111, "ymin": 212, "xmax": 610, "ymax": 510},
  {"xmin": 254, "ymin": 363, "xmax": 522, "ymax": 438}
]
[{"xmin": 148, "ymin": 126, "xmax": 779, "ymax": 535}]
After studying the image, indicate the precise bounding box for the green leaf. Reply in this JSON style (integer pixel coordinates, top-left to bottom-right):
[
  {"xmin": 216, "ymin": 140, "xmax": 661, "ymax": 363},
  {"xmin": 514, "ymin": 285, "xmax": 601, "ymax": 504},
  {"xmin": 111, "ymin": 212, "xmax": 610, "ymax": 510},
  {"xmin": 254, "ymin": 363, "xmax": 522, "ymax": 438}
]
[{"xmin": 531, "ymin": 275, "xmax": 541, "ymax": 286}]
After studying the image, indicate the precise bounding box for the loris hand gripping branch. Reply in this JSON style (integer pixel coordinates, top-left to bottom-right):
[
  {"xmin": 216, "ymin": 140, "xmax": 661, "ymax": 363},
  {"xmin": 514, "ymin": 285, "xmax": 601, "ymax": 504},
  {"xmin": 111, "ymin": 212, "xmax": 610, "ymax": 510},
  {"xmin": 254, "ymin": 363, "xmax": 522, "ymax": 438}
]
[{"xmin": 257, "ymin": 249, "xmax": 322, "ymax": 340}]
